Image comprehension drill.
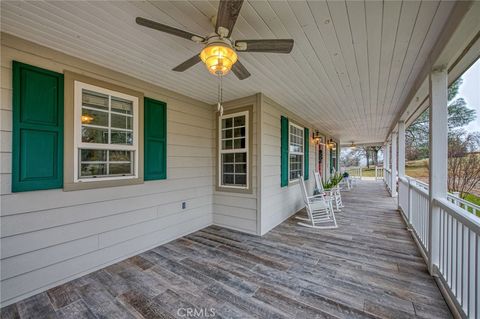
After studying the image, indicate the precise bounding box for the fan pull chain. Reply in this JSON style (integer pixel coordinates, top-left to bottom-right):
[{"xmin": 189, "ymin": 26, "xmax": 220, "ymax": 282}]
[{"xmin": 217, "ymin": 74, "xmax": 224, "ymax": 116}]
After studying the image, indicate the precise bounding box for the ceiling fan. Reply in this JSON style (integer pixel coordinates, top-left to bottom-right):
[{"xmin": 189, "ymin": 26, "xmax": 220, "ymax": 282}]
[{"xmin": 136, "ymin": 0, "xmax": 294, "ymax": 80}]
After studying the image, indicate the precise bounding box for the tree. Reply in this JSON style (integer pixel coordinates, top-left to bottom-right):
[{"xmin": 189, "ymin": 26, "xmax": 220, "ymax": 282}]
[
  {"xmin": 363, "ymin": 147, "xmax": 371, "ymax": 169},
  {"xmin": 448, "ymin": 132, "xmax": 480, "ymax": 198},
  {"xmin": 406, "ymin": 78, "xmax": 477, "ymax": 161},
  {"xmin": 340, "ymin": 148, "xmax": 362, "ymax": 167},
  {"xmin": 370, "ymin": 146, "xmax": 381, "ymax": 166},
  {"xmin": 340, "ymin": 146, "xmax": 381, "ymax": 169}
]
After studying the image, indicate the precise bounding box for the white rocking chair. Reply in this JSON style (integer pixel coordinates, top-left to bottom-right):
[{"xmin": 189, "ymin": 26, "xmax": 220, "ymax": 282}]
[
  {"xmin": 314, "ymin": 172, "xmax": 344, "ymax": 212},
  {"xmin": 296, "ymin": 178, "xmax": 338, "ymax": 229}
]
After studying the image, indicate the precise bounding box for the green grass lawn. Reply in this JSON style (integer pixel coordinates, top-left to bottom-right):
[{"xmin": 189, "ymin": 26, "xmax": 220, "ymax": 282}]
[{"xmin": 464, "ymin": 193, "xmax": 480, "ymax": 206}]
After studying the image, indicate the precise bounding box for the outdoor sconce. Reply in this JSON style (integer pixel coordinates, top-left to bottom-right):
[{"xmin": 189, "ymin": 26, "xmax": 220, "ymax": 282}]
[
  {"xmin": 312, "ymin": 130, "xmax": 322, "ymax": 144},
  {"xmin": 327, "ymin": 138, "xmax": 336, "ymax": 149}
]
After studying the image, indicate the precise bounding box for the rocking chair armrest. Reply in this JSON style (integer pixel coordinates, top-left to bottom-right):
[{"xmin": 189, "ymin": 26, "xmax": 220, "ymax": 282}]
[{"xmin": 307, "ymin": 194, "xmax": 326, "ymax": 200}]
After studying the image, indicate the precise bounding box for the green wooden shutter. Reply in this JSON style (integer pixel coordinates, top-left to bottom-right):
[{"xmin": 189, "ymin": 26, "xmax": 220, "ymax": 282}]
[
  {"xmin": 304, "ymin": 128, "xmax": 309, "ymax": 180},
  {"xmin": 281, "ymin": 116, "xmax": 289, "ymax": 187},
  {"xmin": 12, "ymin": 61, "xmax": 64, "ymax": 192},
  {"xmin": 144, "ymin": 97, "xmax": 167, "ymax": 180}
]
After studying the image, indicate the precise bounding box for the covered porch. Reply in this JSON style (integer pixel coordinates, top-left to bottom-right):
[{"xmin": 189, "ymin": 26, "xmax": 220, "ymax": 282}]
[{"xmin": 2, "ymin": 181, "xmax": 452, "ymax": 318}]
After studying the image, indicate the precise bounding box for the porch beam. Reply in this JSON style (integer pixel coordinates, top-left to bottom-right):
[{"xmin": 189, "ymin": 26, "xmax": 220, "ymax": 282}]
[
  {"xmin": 428, "ymin": 67, "xmax": 448, "ymax": 274},
  {"xmin": 391, "ymin": 132, "xmax": 398, "ymax": 197}
]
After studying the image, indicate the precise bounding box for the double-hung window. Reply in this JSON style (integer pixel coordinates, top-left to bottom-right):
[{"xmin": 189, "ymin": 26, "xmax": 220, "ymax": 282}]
[
  {"xmin": 219, "ymin": 111, "xmax": 248, "ymax": 189},
  {"xmin": 289, "ymin": 122, "xmax": 304, "ymax": 181},
  {"xmin": 74, "ymin": 81, "xmax": 139, "ymax": 182}
]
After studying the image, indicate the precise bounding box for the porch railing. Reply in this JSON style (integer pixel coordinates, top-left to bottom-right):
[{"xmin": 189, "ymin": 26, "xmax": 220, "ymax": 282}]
[
  {"xmin": 345, "ymin": 167, "xmax": 362, "ymax": 180},
  {"xmin": 396, "ymin": 176, "xmax": 480, "ymax": 318},
  {"xmin": 375, "ymin": 166, "xmax": 384, "ymax": 180},
  {"xmin": 384, "ymin": 168, "xmax": 392, "ymax": 193}
]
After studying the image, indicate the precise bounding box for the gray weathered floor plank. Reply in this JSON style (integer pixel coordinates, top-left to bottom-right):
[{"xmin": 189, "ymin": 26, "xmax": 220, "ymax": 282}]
[{"xmin": 1, "ymin": 181, "xmax": 452, "ymax": 318}]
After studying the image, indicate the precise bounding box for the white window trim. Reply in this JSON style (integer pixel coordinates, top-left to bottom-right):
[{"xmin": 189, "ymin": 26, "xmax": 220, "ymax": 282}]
[
  {"xmin": 288, "ymin": 122, "xmax": 304, "ymax": 183},
  {"xmin": 218, "ymin": 110, "xmax": 249, "ymax": 190},
  {"xmin": 73, "ymin": 81, "xmax": 139, "ymax": 183}
]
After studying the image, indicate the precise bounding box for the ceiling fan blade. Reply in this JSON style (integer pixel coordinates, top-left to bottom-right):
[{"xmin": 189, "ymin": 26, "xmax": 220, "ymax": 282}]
[
  {"xmin": 231, "ymin": 60, "xmax": 250, "ymax": 80},
  {"xmin": 136, "ymin": 17, "xmax": 205, "ymax": 43},
  {"xmin": 215, "ymin": 0, "xmax": 244, "ymax": 37},
  {"xmin": 172, "ymin": 54, "xmax": 202, "ymax": 72},
  {"xmin": 235, "ymin": 39, "xmax": 294, "ymax": 53}
]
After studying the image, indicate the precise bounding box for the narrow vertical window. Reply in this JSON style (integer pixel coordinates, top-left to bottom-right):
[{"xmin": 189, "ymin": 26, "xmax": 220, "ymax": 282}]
[
  {"xmin": 289, "ymin": 123, "xmax": 304, "ymax": 181},
  {"xmin": 219, "ymin": 111, "xmax": 248, "ymax": 189}
]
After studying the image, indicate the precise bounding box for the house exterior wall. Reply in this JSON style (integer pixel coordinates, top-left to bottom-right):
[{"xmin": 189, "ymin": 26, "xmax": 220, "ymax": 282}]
[
  {"xmin": 261, "ymin": 96, "xmax": 315, "ymax": 235},
  {"xmin": 212, "ymin": 94, "xmax": 260, "ymax": 235},
  {"xmin": 0, "ymin": 34, "xmax": 339, "ymax": 307},
  {"xmin": 259, "ymin": 96, "xmax": 318, "ymax": 235},
  {"xmin": 0, "ymin": 34, "xmax": 214, "ymax": 306}
]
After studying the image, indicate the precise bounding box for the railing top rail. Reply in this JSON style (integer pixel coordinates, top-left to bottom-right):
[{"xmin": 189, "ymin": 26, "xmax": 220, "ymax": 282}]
[
  {"xmin": 399, "ymin": 176, "xmax": 409, "ymax": 183},
  {"xmin": 447, "ymin": 193, "xmax": 480, "ymax": 210},
  {"xmin": 410, "ymin": 182, "xmax": 429, "ymax": 197},
  {"xmin": 435, "ymin": 197, "xmax": 480, "ymax": 236}
]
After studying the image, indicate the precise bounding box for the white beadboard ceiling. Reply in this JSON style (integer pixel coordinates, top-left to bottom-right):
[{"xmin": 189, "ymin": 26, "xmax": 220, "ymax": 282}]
[{"xmin": 1, "ymin": 1, "xmax": 455, "ymax": 143}]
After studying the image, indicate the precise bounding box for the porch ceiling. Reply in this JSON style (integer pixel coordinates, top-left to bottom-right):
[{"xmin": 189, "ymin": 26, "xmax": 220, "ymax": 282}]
[{"xmin": 1, "ymin": 1, "xmax": 455, "ymax": 143}]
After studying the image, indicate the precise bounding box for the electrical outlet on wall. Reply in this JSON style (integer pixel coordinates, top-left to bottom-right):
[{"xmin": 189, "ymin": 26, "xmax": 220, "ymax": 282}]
[{"xmin": 181, "ymin": 201, "xmax": 187, "ymax": 209}]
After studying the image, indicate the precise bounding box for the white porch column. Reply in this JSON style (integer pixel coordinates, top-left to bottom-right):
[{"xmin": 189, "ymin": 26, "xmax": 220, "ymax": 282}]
[
  {"xmin": 428, "ymin": 67, "xmax": 448, "ymax": 274},
  {"xmin": 325, "ymin": 145, "xmax": 331, "ymax": 181},
  {"xmin": 383, "ymin": 144, "xmax": 387, "ymax": 182},
  {"xmin": 398, "ymin": 122, "xmax": 406, "ymax": 177},
  {"xmin": 391, "ymin": 132, "xmax": 398, "ymax": 197},
  {"xmin": 385, "ymin": 143, "xmax": 390, "ymax": 169}
]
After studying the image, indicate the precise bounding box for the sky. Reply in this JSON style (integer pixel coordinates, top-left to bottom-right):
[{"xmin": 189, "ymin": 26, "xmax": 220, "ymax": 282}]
[{"xmin": 459, "ymin": 58, "xmax": 480, "ymax": 133}]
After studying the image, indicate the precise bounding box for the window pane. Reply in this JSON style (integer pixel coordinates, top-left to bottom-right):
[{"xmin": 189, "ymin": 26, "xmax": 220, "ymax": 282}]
[
  {"xmin": 82, "ymin": 108, "xmax": 108, "ymax": 127},
  {"xmin": 223, "ymin": 174, "xmax": 234, "ymax": 185},
  {"xmin": 82, "ymin": 127, "xmax": 108, "ymax": 144},
  {"xmin": 81, "ymin": 149, "xmax": 107, "ymax": 162},
  {"xmin": 111, "ymin": 113, "xmax": 132, "ymax": 130},
  {"xmin": 222, "ymin": 118, "xmax": 233, "ymax": 129},
  {"xmin": 111, "ymin": 130, "xmax": 133, "ymax": 145},
  {"xmin": 233, "ymin": 138, "xmax": 245, "ymax": 149},
  {"xmin": 235, "ymin": 153, "xmax": 246, "ymax": 163},
  {"xmin": 82, "ymin": 90, "xmax": 108, "ymax": 111},
  {"xmin": 235, "ymin": 164, "xmax": 246, "ymax": 174},
  {"xmin": 234, "ymin": 127, "xmax": 245, "ymax": 138},
  {"xmin": 223, "ymin": 164, "xmax": 234, "ymax": 173},
  {"xmin": 234, "ymin": 116, "xmax": 245, "ymax": 127},
  {"xmin": 111, "ymin": 97, "xmax": 133, "ymax": 114},
  {"xmin": 222, "ymin": 139, "xmax": 233, "ymax": 150},
  {"xmin": 80, "ymin": 163, "xmax": 107, "ymax": 177},
  {"xmin": 109, "ymin": 150, "xmax": 131, "ymax": 162},
  {"xmin": 222, "ymin": 129, "xmax": 233, "ymax": 139},
  {"xmin": 222, "ymin": 153, "xmax": 234, "ymax": 163},
  {"xmin": 235, "ymin": 174, "xmax": 246, "ymax": 186},
  {"xmin": 109, "ymin": 163, "xmax": 132, "ymax": 175}
]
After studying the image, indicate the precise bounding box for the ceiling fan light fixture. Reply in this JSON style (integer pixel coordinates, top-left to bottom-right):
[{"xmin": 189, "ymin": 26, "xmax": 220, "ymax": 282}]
[{"xmin": 200, "ymin": 43, "xmax": 238, "ymax": 76}]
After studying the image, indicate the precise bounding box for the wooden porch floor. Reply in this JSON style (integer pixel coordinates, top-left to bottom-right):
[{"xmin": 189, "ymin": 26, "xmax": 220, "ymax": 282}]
[{"xmin": 1, "ymin": 181, "xmax": 452, "ymax": 319}]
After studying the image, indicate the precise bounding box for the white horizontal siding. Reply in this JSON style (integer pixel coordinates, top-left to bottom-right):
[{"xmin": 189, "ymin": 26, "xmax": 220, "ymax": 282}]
[
  {"xmin": 260, "ymin": 97, "xmax": 317, "ymax": 235},
  {"xmin": 212, "ymin": 96, "xmax": 259, "ymax": 235},
  {"xmin": 0, "ymin": 37, "xmax": 214, "ymax": 306},
  {"xmin": 2, "ymin": 215, "xmax": 210, "ymax": 307}
]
